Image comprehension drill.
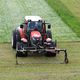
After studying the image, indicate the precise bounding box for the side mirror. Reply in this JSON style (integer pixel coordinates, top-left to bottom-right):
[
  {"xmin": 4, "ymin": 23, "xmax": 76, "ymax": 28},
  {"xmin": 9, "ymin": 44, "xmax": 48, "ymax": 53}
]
[
  {"xmin": 48, "ymin": 24, "xmax": 51, "ymax": 29},
  {"xmin": 20, "ymin": 24, "xmax": 24, "ymax": 28}
]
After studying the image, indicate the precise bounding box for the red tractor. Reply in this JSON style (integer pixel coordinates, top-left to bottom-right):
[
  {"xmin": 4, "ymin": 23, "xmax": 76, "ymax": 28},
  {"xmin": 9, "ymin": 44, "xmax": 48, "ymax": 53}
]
[{"xmin": 12, "ymin": 16, "xmax": 68, "ymax": 64}]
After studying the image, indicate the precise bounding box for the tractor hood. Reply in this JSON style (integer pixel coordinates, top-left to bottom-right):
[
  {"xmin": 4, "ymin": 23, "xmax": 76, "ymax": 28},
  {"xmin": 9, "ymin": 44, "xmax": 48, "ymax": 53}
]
[{"xmin": 31, "ymin": 31, "xmax": 41, "ymax": 38}]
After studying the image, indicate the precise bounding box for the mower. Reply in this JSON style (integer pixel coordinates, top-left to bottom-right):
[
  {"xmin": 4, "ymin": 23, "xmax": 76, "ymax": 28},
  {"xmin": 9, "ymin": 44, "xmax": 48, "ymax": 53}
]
[{"xmin": 12, "ymin": 16, "xmax": 69, "ymax": 64}]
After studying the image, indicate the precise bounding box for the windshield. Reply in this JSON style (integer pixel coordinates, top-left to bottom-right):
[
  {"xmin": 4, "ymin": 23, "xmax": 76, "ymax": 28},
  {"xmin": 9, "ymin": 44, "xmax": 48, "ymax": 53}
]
[{"xmin": 27, "ymin": 21, "xmax": 42, "ymax": 31}]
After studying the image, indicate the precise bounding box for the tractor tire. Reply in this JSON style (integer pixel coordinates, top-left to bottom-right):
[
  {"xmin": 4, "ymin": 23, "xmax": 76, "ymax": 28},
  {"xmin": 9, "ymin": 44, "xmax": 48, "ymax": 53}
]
[
  {"xmin": 12, "ymin": 30, "xmax": 21, "ymax": 49},
  {"xmin": 12, "ymin": 30, "xmax": 17, "ymax": 49},
  {"xmin": 54, "ymin": 40, "xmax": 57, "ymax": 47},
  {"xmin": 45, "ymin": 52, "xmax": 56, "ymax": 57},
  {"xmin": 46, "ymin": 30, "xmax": 52, "ymax": 39},
  {"xmin": 16, "ymin": 51, "xmax": 28, "ymax": 57},
  {"xmin": 16, "ymin": 31, "xmax": 21, "ymax": 42},
  {"xmin": 52, "ymin": 40, "xmax": 57, "ymax": 47}
]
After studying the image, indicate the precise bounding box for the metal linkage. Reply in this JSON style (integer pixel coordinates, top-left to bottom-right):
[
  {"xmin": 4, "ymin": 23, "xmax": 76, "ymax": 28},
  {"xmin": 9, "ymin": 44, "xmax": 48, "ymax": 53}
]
[
  {"xmin": 55, "ymin": 49, "xmax": 69, "ymax": 64},
  {"xmin": 16, "ymin": 48, "xmax": 69, "ymax": 64},
  {"xmin": 45, "ymin": 48, "xmax": 69, "ymax": 64},
  {"xmin": 16, "ymin": 52, "xmax": 18, "ymax": 65}
]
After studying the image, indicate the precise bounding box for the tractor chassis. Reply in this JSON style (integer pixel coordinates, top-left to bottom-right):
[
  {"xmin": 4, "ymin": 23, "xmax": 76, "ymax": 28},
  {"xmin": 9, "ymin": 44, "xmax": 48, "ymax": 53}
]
[{"xmin": 16, "ymin": 47, "xmax": 69, "ymax": 64}]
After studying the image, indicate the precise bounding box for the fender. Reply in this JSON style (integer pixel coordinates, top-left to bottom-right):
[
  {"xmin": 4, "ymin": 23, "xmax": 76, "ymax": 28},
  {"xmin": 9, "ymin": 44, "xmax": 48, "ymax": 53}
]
[{"xmin": 17, "ymin": 27, "xmax": 26, "ymax": 39}]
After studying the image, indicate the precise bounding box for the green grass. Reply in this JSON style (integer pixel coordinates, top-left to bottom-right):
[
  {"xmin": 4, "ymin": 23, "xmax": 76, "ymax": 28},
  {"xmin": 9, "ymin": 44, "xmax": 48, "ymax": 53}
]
[
  {"xmin": 60, "ymin": 0, "xmax": 80, "ymax": 22},
  {"xmin": 0, "ymin": 0, "xmax": 80, "ymax": 42},
  {"xmin": 0, "ymin": 0, "xmax": 80, "ymax": 80},
  {"xmin": 0, "ymin": 42, "xmax": 80, "ymax": 80},
  {"xmin": 46, "ymin": 0, "xmax": 80, "ymax": 37}
]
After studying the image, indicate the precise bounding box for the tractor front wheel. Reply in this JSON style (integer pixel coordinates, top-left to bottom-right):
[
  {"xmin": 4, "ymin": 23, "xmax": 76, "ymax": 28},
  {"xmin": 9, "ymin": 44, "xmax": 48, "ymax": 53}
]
[
  {"xmin": 16, "ymin": 51, "xmax": 28, "ymax": 57},
  {"xmin": 45, "ymin": 52, "xmax": 56, "ymax": 57}
]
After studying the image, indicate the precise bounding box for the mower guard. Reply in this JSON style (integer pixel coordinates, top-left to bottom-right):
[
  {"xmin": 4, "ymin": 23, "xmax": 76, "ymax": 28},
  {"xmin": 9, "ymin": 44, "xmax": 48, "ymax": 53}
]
[{"xmin": 16, "ymin": 47, "xmax": 69, "ymax": 64}]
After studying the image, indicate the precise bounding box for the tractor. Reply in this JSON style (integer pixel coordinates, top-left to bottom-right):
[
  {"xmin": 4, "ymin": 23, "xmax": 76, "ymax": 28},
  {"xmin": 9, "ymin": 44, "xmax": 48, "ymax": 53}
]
[{"xmin": 12, "ymin": 16, "xmax": 69, "ymax": 64}]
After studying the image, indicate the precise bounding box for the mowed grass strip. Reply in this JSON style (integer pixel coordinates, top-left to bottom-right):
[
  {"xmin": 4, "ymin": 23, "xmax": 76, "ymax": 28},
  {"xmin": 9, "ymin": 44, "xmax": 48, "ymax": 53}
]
[
  {"xmin": 0, "ymin": 0, "xmax": 80, "ymax": 42},
  {"xmin": 0, "ymin": 42, "xmax": 80, "ymax": 80},
  {"xmin": 60, "ymin": 0, "xmax": 80, "ymax": 21},
  {"xmin": 0, "ymin": 0, "xmax": 30, "ymax": 42},
  {"xmin": 46, "ymin": 0, "xmax": 80, "ymax": 38}
]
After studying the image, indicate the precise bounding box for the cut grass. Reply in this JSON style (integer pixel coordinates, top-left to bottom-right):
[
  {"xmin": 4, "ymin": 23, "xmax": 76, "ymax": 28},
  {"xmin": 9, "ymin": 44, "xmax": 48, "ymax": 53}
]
[
  {"xmin": 46, "ymin": 0, "xmax": 80, "ymax": 38},
  {"xmin": 60, "ymin": 0, "xmax": 80, "ymax": 21},
  {"xmin": 0, "ymin": 0, "xmax": 80, "ymax": 80},
  {"xmin": 0, "ymin": 0, "xmax": 80, "ymax": 42},
  {"xmin": 0, "ymin": 42, "xmax": 80, "ymax": 80}
]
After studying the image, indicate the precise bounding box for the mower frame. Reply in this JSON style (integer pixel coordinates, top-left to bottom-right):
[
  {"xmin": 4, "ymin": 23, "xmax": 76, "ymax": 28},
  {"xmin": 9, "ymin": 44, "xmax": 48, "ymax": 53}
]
[{"xmin": 16, "ymin": 44, "xmax": 69, "ymax": 64}]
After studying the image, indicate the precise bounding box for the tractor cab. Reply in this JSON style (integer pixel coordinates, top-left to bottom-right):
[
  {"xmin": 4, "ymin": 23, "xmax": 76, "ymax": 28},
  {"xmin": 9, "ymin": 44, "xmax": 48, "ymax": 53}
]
[
  {"xmin": 24, "ymin": 16, "xmax": 47, "ymax": 41},
  {"xmin": 24, "ymin": 16, "xmax": 51, "ymax": 32},
  {"xmin": 24, "ymin": 16, "xmax": 44, "ymax": 32},
  {"xmin": 27, "ymin": 21, "xmax": 42, "ymax": 32}
]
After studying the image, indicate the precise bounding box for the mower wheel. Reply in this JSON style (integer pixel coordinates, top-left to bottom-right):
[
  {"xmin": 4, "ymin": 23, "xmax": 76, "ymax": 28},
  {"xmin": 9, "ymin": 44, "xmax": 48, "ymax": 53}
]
[
  {"xmin": 64, "ymin": 58, "xmax": 69, "ymax": 64},
  {"xmin": 45, "ymin": 52, "xmax": 56, "ymax": 57},
  {"xmin": 16, "ymin": 51, "xmax": 28, "ymax": 57},
  {"xmin": 46, "ymin": 30, "xmax": 52, "ymax": 39},
  {"xmin": 12, "ymin": 30, "xmax": 16, "ymax": 49}
]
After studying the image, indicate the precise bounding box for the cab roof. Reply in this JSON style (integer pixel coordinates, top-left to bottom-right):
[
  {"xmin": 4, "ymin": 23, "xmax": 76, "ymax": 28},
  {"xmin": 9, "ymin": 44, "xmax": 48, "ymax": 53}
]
[{"xmin": 25, "ymin": 16, "xmax": 42, "ymax": 21}]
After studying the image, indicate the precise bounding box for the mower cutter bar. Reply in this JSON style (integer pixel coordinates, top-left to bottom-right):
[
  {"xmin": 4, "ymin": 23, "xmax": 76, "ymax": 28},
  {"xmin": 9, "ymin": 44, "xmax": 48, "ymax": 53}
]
[{"xmin": 16, "ymin": 47, "xmax": 69, "ymax": 64}]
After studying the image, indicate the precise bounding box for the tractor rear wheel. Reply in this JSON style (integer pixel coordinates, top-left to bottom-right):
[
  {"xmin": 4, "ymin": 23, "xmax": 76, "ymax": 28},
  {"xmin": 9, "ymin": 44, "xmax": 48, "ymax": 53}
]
[
  {"xmin": 12, "ymin": 30, "xmax": 16, "ymax": 49},
  {"xmin": 16, "ymin": 51, "xmax": 28, "ymax": 57},
  {"xmin": 53, "ymin": 40, "xmax": 57, "ymax": 47},
  {"xmin": 12, "ymin": 30, "xmax": 21, "ymax": 49},
  {"xmin": 45, "ymin": 52, "xmax": 56, "ymax": 57}
]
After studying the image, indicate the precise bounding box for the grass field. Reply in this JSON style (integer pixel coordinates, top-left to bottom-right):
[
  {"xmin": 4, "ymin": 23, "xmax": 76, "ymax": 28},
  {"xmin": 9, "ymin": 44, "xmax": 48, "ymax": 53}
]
[
  {"xmin": 0, "ymin": 42, "xmax": 80, "ymax": 80},
  {"xmin": 0, "ymin": 0, "xmax": 80, "ymax": 42},
  {"xmin": 46, "ymin": 0, "xmax": 80, "ymax": 38},
  {"xmin": 0, "ymin": 0, "xmax": 80, "ymax": 80},
  {"xmin": 60, "ymin": 0, "xmax": 80, "ymax": 22}
]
